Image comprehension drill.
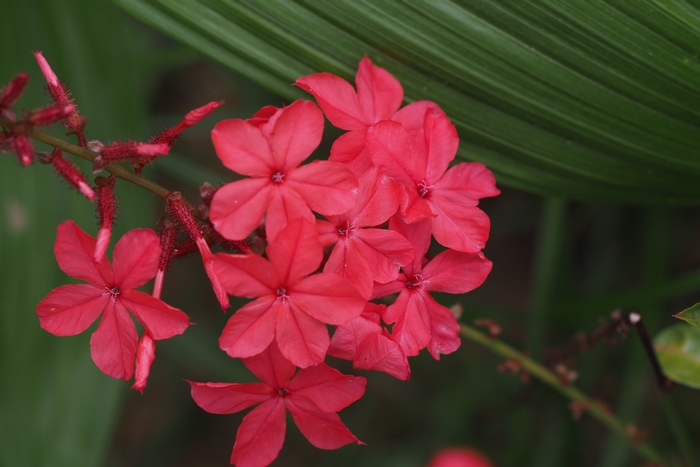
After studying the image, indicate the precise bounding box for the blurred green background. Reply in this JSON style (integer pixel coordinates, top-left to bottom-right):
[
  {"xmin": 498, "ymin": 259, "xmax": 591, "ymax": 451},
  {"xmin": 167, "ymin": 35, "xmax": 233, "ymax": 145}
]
[{"xmin": 2, "ymin": 1, "xmax": 700, "ymax": 466}]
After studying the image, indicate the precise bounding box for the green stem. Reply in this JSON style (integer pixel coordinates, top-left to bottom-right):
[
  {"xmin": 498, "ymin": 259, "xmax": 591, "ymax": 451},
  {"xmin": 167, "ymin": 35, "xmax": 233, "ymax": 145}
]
[
  {"xmin": 0, "ymin": 118, "xmax": 171, "ymax": 198},
  {"xmin": 459, "ymin": 324, "xmax": 667, "ymax": 464}
]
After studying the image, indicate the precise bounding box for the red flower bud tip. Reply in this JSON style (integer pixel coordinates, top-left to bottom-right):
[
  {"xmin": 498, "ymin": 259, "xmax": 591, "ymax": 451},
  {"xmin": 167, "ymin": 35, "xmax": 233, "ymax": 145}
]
[
  {"xmin": 94, "ymin": 142, "xmax": 170, "ymax": 171},
  {"xmin": 153, "ymin": 221, "xmax": 178, "ymax": 298},
  {"xmin": 9, "ymin": 123, "xmax": 34, "ymax": 166},
  {"xmin": 25, "ymin": 103, "xmax": 76, "ymax": 127},
  {"xmin": 34, "ymin": 51, "xmax": 87, "ymax": 146},
  {"xmin": 151, "ymin": 101, "xmax": 224, "ymax": 148},
  {"xmin": 50, "ymin": 148, "xmax": 95, "ymax": 200},
  {"xmin": 131, "ymin": 331, "xmax": 155, "ymax": 393},
  {"xmin": 166, "ymin": 192, "xmax": 230, "ymax": 310},
  {"xmin": 93, "ymin": 175, "xmax": 117, "ymax": 260},
  {"xmin": 0, "ymin": 72, "xmax": 29, "ymax": 120}
]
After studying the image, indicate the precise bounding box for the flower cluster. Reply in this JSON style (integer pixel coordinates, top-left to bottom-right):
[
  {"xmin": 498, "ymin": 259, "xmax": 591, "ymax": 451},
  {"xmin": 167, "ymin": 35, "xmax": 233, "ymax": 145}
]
[
  {"xmin": 191, "ymin": 57, "xmax": 499, "ymax": 465},
  {"xmin": 3, "ymin": 53, "xmax": 499, "ymax": 466}
]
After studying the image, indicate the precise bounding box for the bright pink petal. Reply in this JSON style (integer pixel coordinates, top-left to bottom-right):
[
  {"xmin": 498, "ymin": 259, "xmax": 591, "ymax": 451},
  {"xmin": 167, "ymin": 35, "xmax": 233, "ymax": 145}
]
[
  {"xmin": 433, "ymin": 162, "xmax": 500, "ymax": 203},
  {"xmin": 189, "ymin": 381, "xmax": 274, "ymax": 414},
  {"xmin": 426, "ymin": 297, "xmax": 461, "ymax": 360},
  {"xmin": 295, "ymin": 73, "xmax": 366, "ymax": 130},
  {"xmin": 286, "ymin": 402, "xmax": 361, "ymax": 449},
  {"xmin": 242, "ymin": 340, "xmax": 296, "ymax": 388},
  {"xmin": 90, "ymin": 300, "xmax": 138, "ymax": 380},
  {"xmin": 219, "ymin": 296, "xmax": 279, "ymax": 359},
  {"xmin": 212, "ymin": 119, "xmax": 273, "ymax": 177},
  {"xmin": 323, "ymin": 239, "xmax": 373, "ymax": 299},
  {"xmin": 316, "ymin": 219, "xmax": 340, "ymax": 247},
  {"xmin": 269, "ymin": 100, "xmax": 324, "ymax": 171},
  {"xmin": 289, "ymin": 364, "xmax": 366, "ymax": 412},
  {"xmin": 400, "ymin": 185, "xmax": 436, "ymax": 224},
  {"xmin": 351, "ymin": 166, "xmax": 401, "ymax": 227},
  {"xmin": 231, "ymin": 399, "xmax": 287, "ymax": 467},
  {"xmin": 353, "ymin": 228, "xmax": 414, "ymax": 284},
  {"xmin": 213, "ymin": 253, "xmax": 278, "ymax": 298},
  {"xmin": 389, "ymin": 215, "xmax": 433, "ymax": 271},
  {"xmin": 421, "ymin": 108, "xmax": 459, "ymax": 184},
  {"xmin": 210, "ymin": 178, "xmax": 273, "ymax": 241},
  {"xmin": 328, "ymin": 312, "xmax": 381, "ymax": 361},
  {"xmin": 427, "ymin": 448, "xmax": 495, "ymax": 467},
  {"xmin": 132, "ymin": 331, "xmax": 155, "ymax": 393},
  {"xmin": 287, "ymin": 161, "xmax": 358, "ymax": 216},
  {"xmin": 370, "ymin": 277, "xmax": 405, "ymax": 300},
  {"xmin": 329, "ymin": 130, "xmax": 372, "ymax": 177},
  {"xmin": 54, "ymin": 220, "xmax": 112, "ymax": 286},
  {"xmin": 196, "ymin": 237, "xmax": 230, "ymax": 310},
  {"xmin": 119, "ymin": 289, "xmax": 190, "ymax": 340},
  {"xmin": 112, "ymin": 228, "xmax": 161, "ymax": 289},
  {"xmin": 267, "ymin": 219, "xmax": 322, "ymax": 285},
  {"xmin": 356, "ymin": 56, "xmax": 403, "ymax": 123},
  {"xmin": 430, "ymin": 203, "xmax": 491, "ymax": 253},
  {"xmin": 354, "ymin": 330, "xmax": 411, "ymax": 380},
  {"xmin": 290, "ymin": 273, "xmax": 365, "ymax": 325},
  {"xmin": 365, "ymin": 120, "xmax": 421, "ymax": 185},
  {"xmin": 276, "ymin": 301, "xmax": 329, "ymax": 368},
  {"xmin": 422, "ymin": 250, "xmax": 493, "ymax": 294},
  {"xmin": 36, "ymin": 284, "xmax": 108, "ymax": 336},
  {"xmin": 384, "ymin": 290, "xmax": 432, "ymax": 357},
  {"xmin": 392, "ymin": 100, "xmax": 441, "ymax": 133},
  {"xmin": 265, "ymin": 185, "xmax": 315, "ymax": 242}
]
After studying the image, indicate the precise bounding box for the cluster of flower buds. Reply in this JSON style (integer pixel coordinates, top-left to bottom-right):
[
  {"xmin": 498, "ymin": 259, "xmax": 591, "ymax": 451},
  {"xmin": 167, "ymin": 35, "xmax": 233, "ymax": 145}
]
[{"xmin": 5, "ymin": 52, "xmax": 499, "ymax": 467}]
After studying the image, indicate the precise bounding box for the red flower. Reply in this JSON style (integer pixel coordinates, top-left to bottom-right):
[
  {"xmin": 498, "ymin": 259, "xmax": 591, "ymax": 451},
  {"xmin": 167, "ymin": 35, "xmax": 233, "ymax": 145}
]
[
  {"xmin": 209, "ymin": 99, "xmax": 358, "ymax": 242},
  {"xmin": 214, "ymin": 220, "xmax": 366, "ymax": 368},
  {"xmin": 36, "ymin": 220, "xmax": 190, "ymax": 380},
  {"xmin": 366, "ymin": 108, "xmax": 500, "ymax": 253},
  {"xmin": 190, "ymin": 341, "xmax": 366, "ymax": 467}
]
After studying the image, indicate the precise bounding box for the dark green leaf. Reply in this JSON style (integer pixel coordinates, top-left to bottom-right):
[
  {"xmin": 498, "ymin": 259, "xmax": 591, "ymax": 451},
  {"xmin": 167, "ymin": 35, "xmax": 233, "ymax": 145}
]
[
  {"xmin": 675, "ymin": 302, "xmax": 700, "ymax": 328},
  {"xmin": 654, "ymin": 324, "xmax": 700, "ymax": 390}
]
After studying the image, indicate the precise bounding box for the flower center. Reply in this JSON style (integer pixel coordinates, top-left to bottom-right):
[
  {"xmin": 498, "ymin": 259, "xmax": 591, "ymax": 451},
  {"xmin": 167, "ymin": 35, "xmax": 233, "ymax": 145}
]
[
  {"xmin": 103, "ymin": 286, "xmax": 121, "ymax": 301},
  {"xmin": 276, "ymin": 287, "xmax": 289, "ymax": 300},
  {"xmin": 337, "ymin": 220, "xmax": 357, "ymax": 238},
  {"xmin": 417, "ymin": 180, "xmax": 431, "ymax": 198},
  {"xmin": 277, "ymin": 388, "xmax": 290, "ymax": 397},
  {"xmin": 405, "ymin": 274, "xmax": 425, "ymax": 291},
  {"xmin": 271, "ymin": 171, "xmax": 285, "ymax": 184}
]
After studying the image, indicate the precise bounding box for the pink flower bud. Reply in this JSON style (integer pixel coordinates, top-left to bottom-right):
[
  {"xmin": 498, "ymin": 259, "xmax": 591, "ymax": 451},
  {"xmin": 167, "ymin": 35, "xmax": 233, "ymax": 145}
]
[
  {"xmin": 94, "ymin": 142, "xmax": 170, "ymax": 171},
  {"xmin": 131, "ymin": 331, "xmax": 156, "ymax": 393},
  {"xmin": 93, "ymin": 175, "xmax": 117, "ymax": 260},
  {"xmin": 0, "ymin": 73, "xmax": 29, "ymax": 120},
  {"xmin": 10, "ymin": 123, "xmax": 34, "ymax": 166},
  {"xmin": 50, "ymin": 148, "xmax": 95, "ymax": 200},
  {"xmin": 25, "ymin": 103, "xmax": 76, "ymax": 127}
]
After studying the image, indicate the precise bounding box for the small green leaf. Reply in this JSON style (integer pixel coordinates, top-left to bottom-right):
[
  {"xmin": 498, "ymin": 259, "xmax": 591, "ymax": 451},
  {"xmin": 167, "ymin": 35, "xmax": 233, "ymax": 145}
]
[
  {"xmin": 674, "ymin": 302, "xmax": 700, "ymax": 328},
  {"xmin": 654, "ymin": 324, "xmax": 700, "ymax": 390}
]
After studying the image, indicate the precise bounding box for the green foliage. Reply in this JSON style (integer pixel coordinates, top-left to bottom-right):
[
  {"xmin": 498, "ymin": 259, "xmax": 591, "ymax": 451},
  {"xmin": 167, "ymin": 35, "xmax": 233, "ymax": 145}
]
[
  {"xmin": 674, "ymin": 302, "xmax": 700, "ymax": 328},
  {"xmin": 654, "ymin": 324, "xmax": 700, "ymax": 390},
  {"xmin": 116, "ymin": 0, "xmax": 700, "ymax": 204}
]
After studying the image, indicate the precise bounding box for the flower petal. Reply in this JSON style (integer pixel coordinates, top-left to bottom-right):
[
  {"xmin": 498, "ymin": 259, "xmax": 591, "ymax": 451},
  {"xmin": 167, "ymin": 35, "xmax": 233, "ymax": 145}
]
[
  {"xmin": 213, "ymin": 252, "xmax": 278, "ymax": 298},
  {"xmin": 328, "ymin": 310, "xmax": 382, "ymax": 361},
  {"xmin": 119, "ymin": 289, "xmax": 190, "ymax": 340},
  {"xmin": 288, "ymin": 364, "xmax": 366, "ymax": 412},
  {"xmin": 212, "ymin": 119, "xmax": 273, "ymax": 177},
  {"xmin": 323, "ymin": 239, "xmax": 373, "ymax": 299},
  {"xmin": 329, "ymin": 130, "xmax": 372, "ymax": 177},
  {"xmin": 422, "ymin": 250, "xmax": 493, "ymax": 294},
  {"xmin": 112, "ymin": 228, "xmax": 161, "ymax": 289},
  {"xmin": 242, "ymin": 340, "xmax": 297, "ymax": 388},
  {"xmin": 132, "ymin": 331, "xmax": 155, "ymax": 393},
  {"xmin": 267, "ymin": 219, "xmax": 323, "ymax": 286},
  {"xmin": 210, "ymin": 178, "xmax": 273, "ymax": 241},
  {"xmin": 353, "ymin": 228, "xmax": 414, "ymax": 284},
  {"xmin": 420, "ymin": 108, "xmax": 459, "ymax": 184},
  {"xmin": 189, "ymin": 381, "xmax": 274, "ymax": 414},
  {"xmin": 290, "ymin": 273, "xmax": 365, "ymax": 325},
  {"xmin": 430, "ymin": 203, "xmax": 491, "ymax": 253},
  {"xmin": 356, "ymin": 55, "xmax": 403, "ymax": 123},
  {"xmin": 426, "ymin": 297, "xmax": 461, "ymax": 360},
  {"xmin": 351, "ymin": 166, "xmax": 401, "ymax": 227},
  {"xmin": 365, "ymin": 120, "xmax": 421, "ymax": 185},
  {"xmin": 286, "ymin": 401, "xmax": 361, "ymax": 449},
  {"xmin": 384, "ymin": 290, "xmax": 432, "ymax": 357},
  {"xmin": 269, "ymin": 100, "xmax": 324, "ymax": 171},
  {"xmin": 54, "ymin": 220, "xmax": 112, "ymax": 286},
  {"xmin": 265, "ymin": 185, "xmax": 316, "ymax": 242},
  {"xmin": 231, "ymin": 399, "xmax": 287, "ymax": 467},
  {"xmin": 295, "ymin": 73, "xmax": 366, "ymax": 130},
  {"xmin": 90, "ymin": 300, "xmax": 138, "ymax": 380},
  {"xmin": 287, "ymin": 161, "xmax": 359, "ymax": 216},
  {"xmin": 36, "ymin": 283, "xmax": 107, "ymax": 336},
  {"xmin": 219, "ymin": 296, "xmax": 280, "ymax": 359},
  {"xmin": 276, "ymin": 301, "xmax": 329, "ymax": 368},
  {"xmin": 354, "ymin": 330, "xmax": 411, "ymax": 381}
]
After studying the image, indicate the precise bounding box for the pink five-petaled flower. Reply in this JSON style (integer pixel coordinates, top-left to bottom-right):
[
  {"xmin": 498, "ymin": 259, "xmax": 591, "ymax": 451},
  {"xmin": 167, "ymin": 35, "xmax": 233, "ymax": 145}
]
[
  {"xmin": 209, "ymin": 99, "xmax": 358, "ymax": 242},
  {"xmin": 373, "ymin": 218, "xmax": 493, "ymax": 358},
  {"xmin": 214, "ymin": 220, "xmax": 366, "ymax": 368},
  {"xmin": 295, "ymin": 55, "xmax": 438, "ymax": 176},
  {"xmin": 316, "ymin": 165, "xmax": 414, "ymax": 299},
  {"xmin": 190, "ymin": 341, "xmax": 366, "ymax": 467},
  {"xmin": 366, "ymin": 108, "xmax": 500, "ymax": 253},
  {"xmin": 36, "ymin": 220, "xmax": 190, "ymax": 380}
]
